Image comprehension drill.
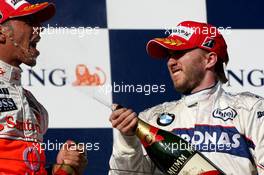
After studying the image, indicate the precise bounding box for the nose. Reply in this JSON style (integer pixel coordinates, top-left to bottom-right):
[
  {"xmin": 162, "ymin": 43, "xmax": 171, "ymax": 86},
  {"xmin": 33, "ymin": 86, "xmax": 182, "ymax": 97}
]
[{"xmin": 167, "ymin": 57, "xmax": 178, "ymax": 67}]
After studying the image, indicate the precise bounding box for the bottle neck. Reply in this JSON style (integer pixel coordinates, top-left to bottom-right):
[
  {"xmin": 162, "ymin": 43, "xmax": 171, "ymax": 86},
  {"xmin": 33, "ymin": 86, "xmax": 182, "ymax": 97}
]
[
  {"xmin": 136, "ymin": 119, "xmax": 159, "ymax": 147},
  {"xmin": 136, "ymin": 119, "xmax": 150, "ymax": 139}
]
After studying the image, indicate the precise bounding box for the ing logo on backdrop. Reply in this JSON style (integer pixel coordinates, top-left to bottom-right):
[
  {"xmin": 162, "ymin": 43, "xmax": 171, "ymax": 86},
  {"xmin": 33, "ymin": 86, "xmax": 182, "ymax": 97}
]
[
  {"xmin": 72, "ymin": 64, "xmax": 106, "ymax": 86},
  {"xmin": 24, "ymin": 64, "xmax": 107, "ymax": 87}
]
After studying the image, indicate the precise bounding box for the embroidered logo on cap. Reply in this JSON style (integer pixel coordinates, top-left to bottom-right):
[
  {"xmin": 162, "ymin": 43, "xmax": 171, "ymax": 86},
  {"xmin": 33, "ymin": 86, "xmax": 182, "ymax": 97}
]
[
  {"xmin": 156, "ymin": 38, "xmax": 186, "ymax": 46},
  {"xmin": 5, "ymin": 0, "xmax": 28, "ymax": 10},
  {"xmin": 212, "ymin": 107, "xmax": 237, "ymax": 121},
  {"xmin": 202, "ymin": 37, "xmax": 215, "ymax": 49},
  {"xmin": 157, "ymin": 112, "xmax": 175, "ymax": 126},
  {"xmin": 171, "ymin": 26, "xmax": 194, "ymax": 40},
  {"xmin": 22, "ymin": 2, "xmax": 48, "ymax": 12}
]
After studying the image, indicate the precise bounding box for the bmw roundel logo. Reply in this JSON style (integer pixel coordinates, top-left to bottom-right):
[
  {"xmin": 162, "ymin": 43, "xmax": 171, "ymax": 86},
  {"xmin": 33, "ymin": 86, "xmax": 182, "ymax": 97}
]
[{"xmin": 157, "ymin": 113, "xmax": 175, "ymax": 126}]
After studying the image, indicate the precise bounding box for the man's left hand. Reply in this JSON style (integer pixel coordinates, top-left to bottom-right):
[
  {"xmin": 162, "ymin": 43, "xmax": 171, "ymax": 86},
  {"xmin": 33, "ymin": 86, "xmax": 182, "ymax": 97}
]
[{"xmin": 55, "ymin": 140, "xmax": 88, "ymax": 175}]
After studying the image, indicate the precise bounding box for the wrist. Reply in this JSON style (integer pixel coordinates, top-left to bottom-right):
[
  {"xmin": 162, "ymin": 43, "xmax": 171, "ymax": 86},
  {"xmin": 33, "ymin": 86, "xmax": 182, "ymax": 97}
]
[
  {"xmin": 52, "ymin": 164, "xmax": 76, "ymax": 175},
  {"xmin": 117, "ymin": 132, "xmax": 140, "ymax": 150}
]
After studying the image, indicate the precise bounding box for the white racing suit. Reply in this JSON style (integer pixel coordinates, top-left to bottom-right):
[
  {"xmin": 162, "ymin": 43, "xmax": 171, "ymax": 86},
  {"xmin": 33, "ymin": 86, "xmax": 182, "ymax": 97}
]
[
  {"xmin": 109, "ymin": 82, "xmax": 264, "ymax": 175},
  {"xmin": 0, "ymin": 60, "xmax": 50, "ymax": 174}
]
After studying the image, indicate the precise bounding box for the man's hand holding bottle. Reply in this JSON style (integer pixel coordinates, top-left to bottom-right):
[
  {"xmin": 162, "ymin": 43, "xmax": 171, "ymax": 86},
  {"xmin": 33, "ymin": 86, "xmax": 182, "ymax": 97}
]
[{"xmin": 109, "ymin": 104, "xmax": 138, "ymax": 136}]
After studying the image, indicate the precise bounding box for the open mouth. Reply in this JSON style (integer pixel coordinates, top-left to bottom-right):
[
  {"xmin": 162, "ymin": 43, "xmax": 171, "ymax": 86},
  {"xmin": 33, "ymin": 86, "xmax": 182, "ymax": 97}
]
[
  {"xmin": 171, "ymin": 66, "xmax": 182, "ymax": 75},
  {"xmin": 28, "ymin": 36, "xmax": 41, "ymax": 59},
  {"xmin": 30, "ymin": 42, "xmax": 37, "ymax": 48}
]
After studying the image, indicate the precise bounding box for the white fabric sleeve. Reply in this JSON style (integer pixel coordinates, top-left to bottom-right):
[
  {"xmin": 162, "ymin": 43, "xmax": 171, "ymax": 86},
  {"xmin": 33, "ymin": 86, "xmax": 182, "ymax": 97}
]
[
  {"xmin": 108, "ymin": 112, "xmax": 163, "ymax": 175},
  {"xmin": 245, "ymin": 99, "xmax": 264, "ymax": 174}
]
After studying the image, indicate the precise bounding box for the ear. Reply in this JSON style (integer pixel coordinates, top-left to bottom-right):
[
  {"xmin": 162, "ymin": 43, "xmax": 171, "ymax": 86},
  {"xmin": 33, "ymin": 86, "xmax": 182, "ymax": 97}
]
[
  {"xmin": 204, "ymin": 52, "xmax": 218, "ymax": 69},
  {"xmin": 0, "ymin": 26, "xmax": 7, "ymax": 43}
]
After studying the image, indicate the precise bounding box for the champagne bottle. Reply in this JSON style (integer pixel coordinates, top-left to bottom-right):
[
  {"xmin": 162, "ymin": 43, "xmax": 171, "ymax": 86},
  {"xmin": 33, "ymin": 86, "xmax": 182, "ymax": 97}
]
[{"xmin": 136, "ymin": 119, "xmax": 226, "ymax": 175}]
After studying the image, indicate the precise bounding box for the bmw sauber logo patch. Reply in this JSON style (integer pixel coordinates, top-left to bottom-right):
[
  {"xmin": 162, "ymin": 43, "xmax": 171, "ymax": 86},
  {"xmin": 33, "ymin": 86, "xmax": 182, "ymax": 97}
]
[
  {"xmin": 212, "ymin": 107, "xmax": 237, "ymax": 121},
  {"xmin": 157, "ymin": 113, "xmax": 175, "ymax": 126}
]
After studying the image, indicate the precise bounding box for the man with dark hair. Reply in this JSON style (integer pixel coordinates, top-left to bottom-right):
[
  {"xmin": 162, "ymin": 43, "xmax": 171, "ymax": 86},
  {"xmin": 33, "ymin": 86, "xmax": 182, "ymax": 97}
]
[
  {"xmin": 109, "ymin": 21, "xmax": 264, "ymax": 174},
  {"xmin": 0, "ymin": 0, "xmax": 87, "ymax": 174}
]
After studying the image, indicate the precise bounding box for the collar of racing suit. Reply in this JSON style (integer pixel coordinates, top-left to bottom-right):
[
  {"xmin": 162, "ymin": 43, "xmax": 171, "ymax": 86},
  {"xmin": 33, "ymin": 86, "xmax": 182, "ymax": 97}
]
[
  {"xmin": 183, "ymin": 82, "xmax": 222, "ymax": 107},
  {"xmin": 0, "ymin": 60, "xmax": 22, "ymax": 85}
]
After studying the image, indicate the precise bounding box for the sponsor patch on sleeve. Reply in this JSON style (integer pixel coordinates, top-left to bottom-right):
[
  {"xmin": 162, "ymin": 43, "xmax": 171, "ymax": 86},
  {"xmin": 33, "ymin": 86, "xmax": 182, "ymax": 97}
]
[
  {"xmin": 0, "ymin": 88, "xmax": 9, "ymax": 95},
  {"xmin": 257, "ymin": 111, "xmax": 264, "ymax": 119},
  {"xmin": 0, "ymin": 98, "xmax": 17, "ymax": 112}
]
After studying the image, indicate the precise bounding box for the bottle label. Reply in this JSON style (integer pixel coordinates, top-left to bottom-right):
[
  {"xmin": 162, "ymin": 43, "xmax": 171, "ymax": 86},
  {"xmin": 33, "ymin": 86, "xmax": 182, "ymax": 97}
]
[{"xmin": 175, "ymin": 153, "xmax": 219, "ymax": 175}]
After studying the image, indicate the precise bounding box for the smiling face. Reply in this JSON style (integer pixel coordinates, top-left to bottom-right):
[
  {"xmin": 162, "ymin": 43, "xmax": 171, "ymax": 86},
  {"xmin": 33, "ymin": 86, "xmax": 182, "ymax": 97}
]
[
  {"xmin": 0, "ymin": 15, "xmax": 42, "ymax": 67},
  {"xmin": 167, "ymin": 48, "xmax": 209, "ymax": 94}
]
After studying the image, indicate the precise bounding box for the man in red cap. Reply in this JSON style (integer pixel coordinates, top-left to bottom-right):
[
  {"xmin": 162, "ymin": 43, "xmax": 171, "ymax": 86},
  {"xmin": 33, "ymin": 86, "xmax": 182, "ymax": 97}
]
[
  {"xmin": 0, "ymin": 0, "xmax": 87, "ymax": 174},
  {"xmin": 109, "ymin": 21, "xmax": 264, "ymax": 174}
]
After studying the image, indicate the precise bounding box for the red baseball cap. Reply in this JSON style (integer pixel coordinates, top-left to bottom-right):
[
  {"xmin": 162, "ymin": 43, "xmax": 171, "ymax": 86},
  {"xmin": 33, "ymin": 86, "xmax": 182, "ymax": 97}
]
[
  {"xmin": 0, "ymin": 0, "xmax": 55, "ymax": 24},
  {"xmin": 146, "ymin": 21, "xmax": 229, "ymax": 83}
]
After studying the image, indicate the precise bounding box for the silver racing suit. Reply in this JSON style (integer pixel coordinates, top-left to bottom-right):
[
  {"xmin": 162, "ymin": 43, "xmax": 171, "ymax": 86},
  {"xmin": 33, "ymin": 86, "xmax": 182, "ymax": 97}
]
[
  {"xmin": 109, "ymin": 82, "xmax": 264, "ymax": 175},
  {"xmin": 0, "ymin": 60, "xmax": 49, "ymax": 174}
]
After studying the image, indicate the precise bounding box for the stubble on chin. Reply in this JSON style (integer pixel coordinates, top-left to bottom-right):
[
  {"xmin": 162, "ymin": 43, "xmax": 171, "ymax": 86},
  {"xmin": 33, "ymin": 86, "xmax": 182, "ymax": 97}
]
[
  {"xmin": 173, "ymin": 82, "xmax": 191, "ymax": 94},
  {"xmin": 171, "ymin": 76, "xmax": 188, "ymax": 93},
  {"xmin": 171, "ymin": 72, "xmax": 203, "ymax": 94},
  {"xmin": 23, "ymin": 57, "xmax": 37, "ymax": 67},
  {"xmin": 29, "ymin": 58, "xmax": 37, "ymax": 67}
]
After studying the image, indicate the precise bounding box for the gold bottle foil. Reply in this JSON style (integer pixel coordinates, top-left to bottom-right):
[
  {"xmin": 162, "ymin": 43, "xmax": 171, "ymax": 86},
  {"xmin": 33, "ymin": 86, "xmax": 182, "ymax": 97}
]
[{"xmin": 136, "ymin": 119, "xmax": 156, "ymax": 146}]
